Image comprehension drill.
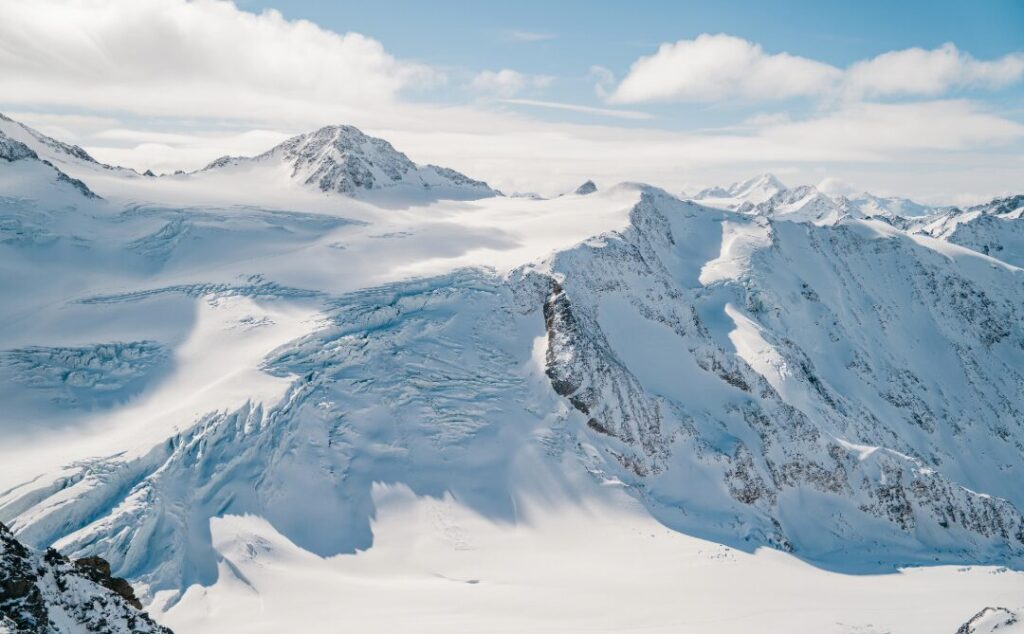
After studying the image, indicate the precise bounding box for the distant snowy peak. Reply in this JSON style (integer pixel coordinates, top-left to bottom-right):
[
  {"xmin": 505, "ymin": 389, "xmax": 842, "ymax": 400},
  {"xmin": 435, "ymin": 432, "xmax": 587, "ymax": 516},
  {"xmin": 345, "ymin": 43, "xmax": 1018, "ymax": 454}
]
[
  {"xmin": 0, "ymin": 129, "xmax": 100, "ymax": 199},
  {"xmin": 690, "ymin": 173, "xmax": 943, "ymax": 227},
  {"xmin": 845, "ymin": 192, "xmax": 933, "ymax": 219},
  {"xmin": 915, "ymin": 194, "xmax": 1024, "ymax": 267},
  {"xmin": 693, "ymin": 173, "xmax": 786, "ymax": 208},
  {"xmin": 0, "ymin": 523, "xmax": 171, "ymax": 633},
  {"xmin": 747, "ymin": 184, "xmax": 847, "ymax": 225},
  {"xmin": 202, "ymin": 124, "xmax": 496, "ymax": 198},
  {"xmin": 967, "ymin": 194, "xmax": 1024, "ymax": 218},
  {"xmin": 0, "ymin": 113, "xmax": 99, "ymax": 168}
]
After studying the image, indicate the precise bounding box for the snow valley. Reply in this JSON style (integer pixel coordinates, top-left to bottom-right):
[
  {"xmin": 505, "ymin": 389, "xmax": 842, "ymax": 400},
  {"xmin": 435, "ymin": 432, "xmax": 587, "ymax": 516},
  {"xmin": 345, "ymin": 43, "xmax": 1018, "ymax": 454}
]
[{"xmin": 1, "ymin": 112, "xmax": 1024, "ymax": 634}]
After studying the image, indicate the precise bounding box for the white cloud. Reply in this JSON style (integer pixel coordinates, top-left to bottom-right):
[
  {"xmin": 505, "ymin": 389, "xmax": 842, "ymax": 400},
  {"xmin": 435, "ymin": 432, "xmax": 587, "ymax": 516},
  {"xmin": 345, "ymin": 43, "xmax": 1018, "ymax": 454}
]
[
  {"xmin": 844, "ymin": 43, "xmax": 1024, "ymax": 98},
  {"xmin": 609, "ymin": 35, "xmax": 1024, "ymax": 104},
  {"xmin": 743, "ymin": 112, "xmax": 792, "ymax": 127},
  {"xmin": 380, "ymin": 99, "xmax": 1023, "ymax": 202},
  {"xmin": 0, "ymin": 0, "xmax": 439, "ymax": 120},
  {"xmin": 609, "ymin": 34, "xmax": 842, "ymax": 103},
  {"xmin": 503, "ymin": 30, "xmax": 556, "ymax": 42},
  {"xmin": 471, "ymin": 69, "xmax": 553, "ymax": 98},
  {"xmin": 589, "ymin": 65, "xmax": 616, "ymax": 98},
  {"xmin": 86, "ymin": 128, "xmax": 293, "ymax": 173},
  {"xmin": 0, "ymin": 5, "xmax": 1020, "ymax": 204},
  {"xmin": 759, "ymin": 100, "xmax": 1024, "ymax": 154},
  {"xmin": 816, "ymin": 177, "xmax": 859, "ymax": 197},
  {"xmin": 500, "ymin": 99, "xmax": 652, "ymax": 120}
]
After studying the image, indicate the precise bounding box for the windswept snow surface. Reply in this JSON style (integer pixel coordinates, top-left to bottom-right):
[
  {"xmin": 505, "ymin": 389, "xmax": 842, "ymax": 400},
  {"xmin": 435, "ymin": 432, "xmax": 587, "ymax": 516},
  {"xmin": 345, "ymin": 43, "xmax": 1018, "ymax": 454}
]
[
  {"xmin": 162, "ymin": 486, "xmax": 1023, "ymax": 634},
  {"xmin": 2, "ymin": 117, "xmax": 1024, "ymax": 632}
]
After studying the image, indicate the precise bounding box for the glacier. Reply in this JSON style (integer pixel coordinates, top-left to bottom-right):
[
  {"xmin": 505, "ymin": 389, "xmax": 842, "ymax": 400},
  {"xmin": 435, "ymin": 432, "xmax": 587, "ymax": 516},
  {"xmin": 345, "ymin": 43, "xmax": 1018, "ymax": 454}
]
[{"xmin": 1, "ymin": 113, "xmax": 1023, "ymax": 632}]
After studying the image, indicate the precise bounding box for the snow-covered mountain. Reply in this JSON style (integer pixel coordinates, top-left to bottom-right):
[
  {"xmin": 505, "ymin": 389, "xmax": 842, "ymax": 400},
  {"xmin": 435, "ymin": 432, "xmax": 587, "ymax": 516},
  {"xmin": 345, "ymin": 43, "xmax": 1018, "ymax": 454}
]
[
  {"xmin": 691, "ymin": 173, "xmax": 787, "ymax": 208},
  {"xmin": 196, "ymin": 124, "xmax": 496, "ymax": 198},
  {"xmin": 1, "ymin": 115, "xmax": 1024, "ymax": 632},
  {"xmin": 0, "ymin": 522, "xmax": 170, "ymax": 634},
  {"xmin": 917, "ymin": 195, "xmax": 1024, "ymax": 267},
  {"xmin": 0, "ymin": 128, "xmax": 100, "ymax": 202},
  {"xmin": 956, "ymin": 607, "xmax": 1024, "ymax": 634},
  {"xmin": 844, "ymin": 192, "xmax": 934, "ymax": 220},
  {"xmin": 687, "ymin": 173, "xmax": 944, "ymax": 228}
]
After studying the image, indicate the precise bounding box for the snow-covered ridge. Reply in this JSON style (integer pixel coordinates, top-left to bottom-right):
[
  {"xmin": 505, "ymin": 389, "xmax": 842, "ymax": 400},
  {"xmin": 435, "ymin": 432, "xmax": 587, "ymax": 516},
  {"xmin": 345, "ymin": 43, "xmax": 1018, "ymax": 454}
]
[
  {"xmin": 0, "ymin": 114, "xmax": 98, "ymax": 167},
  {"xmin": 0, "ymin": 128, "xmax": 99, "ymax": 200},
  {"xmin": 0, "ymin": 522, "xmax": 171, "ymax": 633}
]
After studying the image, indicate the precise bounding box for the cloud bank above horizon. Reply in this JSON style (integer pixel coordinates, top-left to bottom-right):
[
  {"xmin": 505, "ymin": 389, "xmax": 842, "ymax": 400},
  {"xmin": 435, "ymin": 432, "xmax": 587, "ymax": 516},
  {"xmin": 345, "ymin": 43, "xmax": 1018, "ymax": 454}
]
[{"xmin": 0, "ymin": 0, "xmax": 1021, "ymax": 204}]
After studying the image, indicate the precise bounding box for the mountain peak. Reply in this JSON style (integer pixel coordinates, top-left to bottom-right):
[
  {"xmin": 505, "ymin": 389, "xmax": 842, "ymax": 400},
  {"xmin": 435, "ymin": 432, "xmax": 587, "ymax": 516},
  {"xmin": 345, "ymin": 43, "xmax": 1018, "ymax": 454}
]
[
  {"xmin": 0, "ymin": 112, "xmax": 98, "ymax": 165},
  {"xmin": 692, "ymin": 172, "xmax": 786, "ymax": 208},
  {"xmin": 277, "ymin": 124, "xmax": 387, "ymax": 157},
  {"xmin": 730, "ymin": 173, "xmax": 786, "ymax": 198},
  {"xmin": 267, "ymin": 124, "xmax": 417, "ymax": 194},
  {"xmin": 575, "ymin": 180, "xmax": 597, "ymax": 195},
  {"xmin": 198, "ymin": 123, "xmax": 494, "ymax": 198}
]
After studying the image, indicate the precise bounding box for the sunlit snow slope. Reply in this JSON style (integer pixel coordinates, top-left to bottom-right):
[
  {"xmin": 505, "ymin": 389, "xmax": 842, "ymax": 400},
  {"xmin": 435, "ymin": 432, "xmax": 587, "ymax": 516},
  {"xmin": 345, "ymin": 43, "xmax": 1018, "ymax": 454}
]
[{"xmin": 1, "ymin": 114, "xmax": 1023, "ymax": 633}]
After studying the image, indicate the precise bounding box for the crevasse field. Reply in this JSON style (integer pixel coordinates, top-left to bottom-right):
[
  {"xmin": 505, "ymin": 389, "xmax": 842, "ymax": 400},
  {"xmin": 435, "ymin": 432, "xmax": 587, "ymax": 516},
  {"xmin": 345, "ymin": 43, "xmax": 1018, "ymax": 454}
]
[{"xmin": 1, "ymin": 112, "xmax": 1024, "ymax": 634}]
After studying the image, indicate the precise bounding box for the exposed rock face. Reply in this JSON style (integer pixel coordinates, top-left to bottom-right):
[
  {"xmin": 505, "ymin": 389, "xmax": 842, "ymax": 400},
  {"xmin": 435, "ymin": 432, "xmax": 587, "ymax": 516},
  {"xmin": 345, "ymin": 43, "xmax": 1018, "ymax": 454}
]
[
  {"xmin": 574, "ymin": 180, "xmax": 597, "ymax": 195},
  {"xmin": 511, "ymin": 188, "xmax": 1024, "ymax": 561},
  {"xmin": 72, "ymin": 558, "xmax": 142, "ymax": 611},
  {"xmin": 0, "ymin": 523, "xmax": 170, "ymax": 634},
  {"xmin": 955, "ymin": 607, "xmax": 1020, "ymax": 634},
  {"xmin": 0, "ymin": 134, "xmax": 37, "ymax": 163}
]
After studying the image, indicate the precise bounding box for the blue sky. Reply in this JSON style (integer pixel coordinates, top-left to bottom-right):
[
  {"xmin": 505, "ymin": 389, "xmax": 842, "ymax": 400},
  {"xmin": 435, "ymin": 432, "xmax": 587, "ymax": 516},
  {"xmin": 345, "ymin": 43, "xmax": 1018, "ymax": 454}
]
[
  {"xmin": 248, "ymin": 0, "xmax": 1024, "ymax": 65},
  {"xmin": 1, "ymin": 0, "xmax": 1022, "ymax": 202},
  {"xmin": 241, "ymin": 0, "xmax": 1024, "ymax": 122}
]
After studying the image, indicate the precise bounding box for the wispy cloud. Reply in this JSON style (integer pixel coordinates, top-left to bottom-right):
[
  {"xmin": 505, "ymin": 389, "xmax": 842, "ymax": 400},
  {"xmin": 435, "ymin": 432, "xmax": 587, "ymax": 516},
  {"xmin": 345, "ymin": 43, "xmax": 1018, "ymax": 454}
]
[
  {"xmin": 471, "ymin": 70, "xmax": 554, "ymax": 98},
  {"xmin": 502, "ymin": 29, "xmax": 557, "ymax": 42},
  {"xmin": 0, "ymin": 0, "xmax": 440, "ymax": 119},
  {"xmin": 844, "ymin": 44, "xmax": 1024, "ymax": 99},
  {"xmin": 500, "ymin": 99, "xmax": 652, "ymax": 120}
]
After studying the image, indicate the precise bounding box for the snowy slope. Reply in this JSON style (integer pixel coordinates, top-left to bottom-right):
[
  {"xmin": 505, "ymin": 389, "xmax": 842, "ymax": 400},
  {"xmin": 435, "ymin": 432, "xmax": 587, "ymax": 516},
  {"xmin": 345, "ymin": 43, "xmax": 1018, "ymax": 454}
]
[
  {"xmin": 0, "ymin": 115, "xmax": 138, "ymax": 187},
  {"xmin": 1, "ymin": 115, "xmax": 1024, "ymax": 632}
]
